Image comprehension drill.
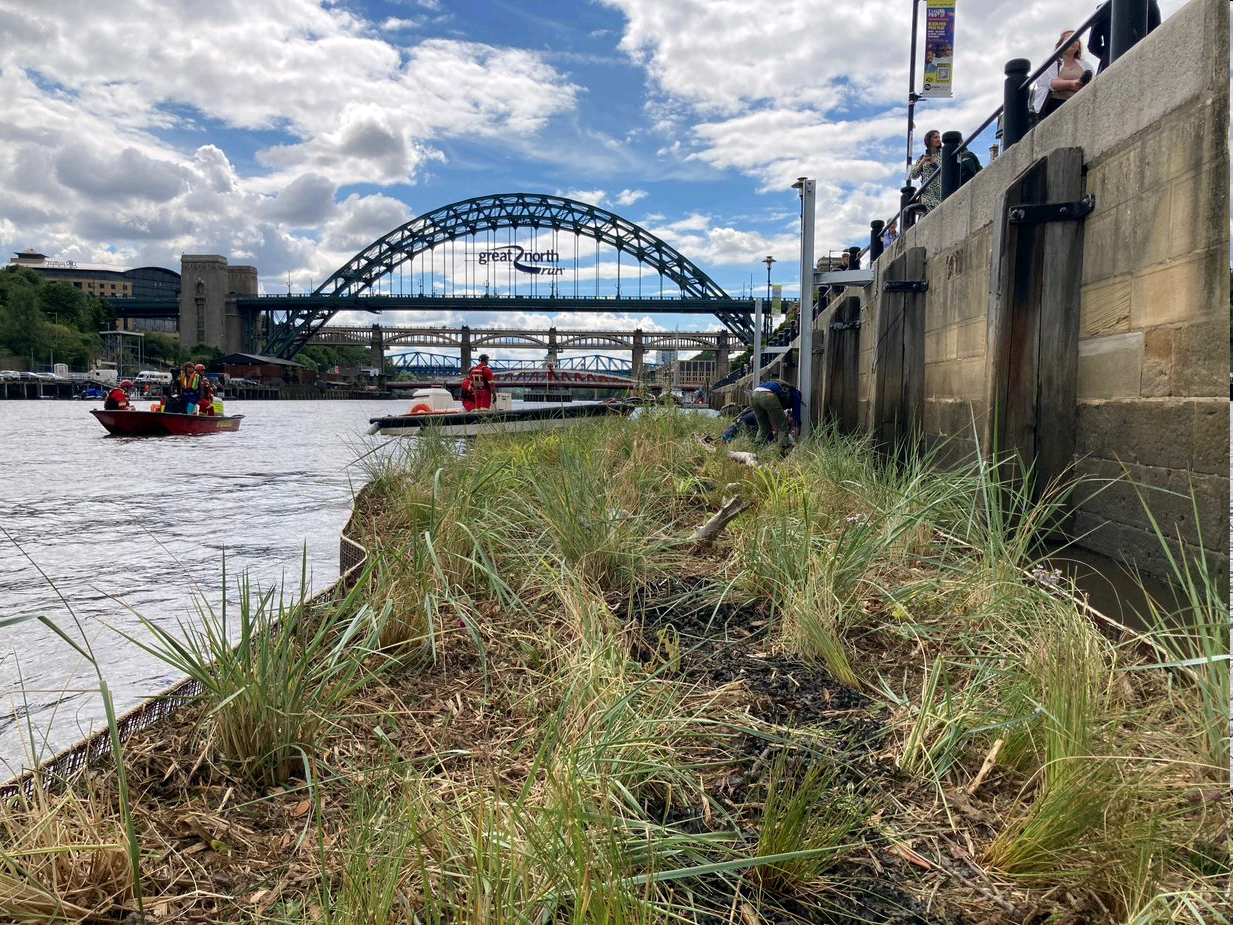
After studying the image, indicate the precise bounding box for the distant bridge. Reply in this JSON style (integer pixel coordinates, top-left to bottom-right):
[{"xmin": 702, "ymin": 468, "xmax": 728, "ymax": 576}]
[{"xmin": 309, "ymin": 323, "xmax": 733, "ymax": 381}]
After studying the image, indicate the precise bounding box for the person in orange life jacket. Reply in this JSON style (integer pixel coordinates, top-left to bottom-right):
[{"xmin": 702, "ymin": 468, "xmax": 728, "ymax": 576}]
[
  {"xmin": 460, "ymin": 374, "xmax": 478, "ymax": 411},
  {"xmin": 195, "ymin": 364, "xmax": 217, "ymax": 414},
  {"xmin": 177, "ymin": 361, "xmax": 203, "ymax": 414},
  {"xmin": 467, "ymin": 353, "xmax": 496, "ymax": 409},
  {"xmin": 104, "ymin": 379, "xmax": 134, "ymax": 411},
  {"xmin": 750, "ymin": 379, "xmax": 802, "ymax": 454}
]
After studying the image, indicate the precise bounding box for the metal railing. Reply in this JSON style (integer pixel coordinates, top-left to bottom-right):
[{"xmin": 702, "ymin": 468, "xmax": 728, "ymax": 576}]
[{"xmin": 861, "ymin": 0, "xmax": 1153, "ymax": 267}]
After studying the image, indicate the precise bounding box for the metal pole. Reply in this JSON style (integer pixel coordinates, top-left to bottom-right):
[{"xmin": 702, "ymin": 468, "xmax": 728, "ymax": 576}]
[
  {"xmin": 1110, "ymin": 0, "xmax": 1148, "ymax": 64},
  {"xmin": 901, "ymin": 185, "xmax": 917, "ymax": 230},
  {"xmin": 752, "ymin": 298, "xmax": 764, "ymax": 390},
  {"xmin": 794, "ymin": 177, "xmax": 815, "ymax": 440},
  {"xmin": 941, "ymin": 130, "xmax": 962, "ymax": 200},
  {"xmin": 1002, "ymin": 58, "xmax": 1032, "ymax": 150},
  {"xmin": 906, "ymin": 0, "xmax": 923, "ymax": 184}
]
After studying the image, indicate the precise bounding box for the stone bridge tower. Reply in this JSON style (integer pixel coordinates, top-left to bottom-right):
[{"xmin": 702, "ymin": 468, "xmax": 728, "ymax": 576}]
[{"xmin": 178, "ymin": 255, "xmax": 259, "ymax": 354}]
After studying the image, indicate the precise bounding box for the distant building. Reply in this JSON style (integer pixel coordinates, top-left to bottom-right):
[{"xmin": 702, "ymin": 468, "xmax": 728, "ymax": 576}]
[{"xmin": 7, "ymin": 249, "xmax": 180, "ymax": 333}]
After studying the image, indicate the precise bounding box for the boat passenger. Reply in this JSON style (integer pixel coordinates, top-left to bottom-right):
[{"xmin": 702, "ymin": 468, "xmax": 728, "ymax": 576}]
[
  {"xmin": 196, "ymin": 364, "xmax": 216, "ymax": 414},
  {"xmin": 104, "ymin": 379, "xmax": 134, "ymax": 411},
  {"xmin": 177, "ymin": 362, "xmax": 203, "ymax": 414},
  {"xmin": 467, "ymin": 354, "xmax": 496, "ymax": 410}
]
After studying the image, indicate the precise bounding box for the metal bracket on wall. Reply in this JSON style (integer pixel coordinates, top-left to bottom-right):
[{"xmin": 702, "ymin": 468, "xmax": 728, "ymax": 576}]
[
  {"xmin": 1008, "ymin": 194, "xmax": 1095, "ymax": 224},
  {"xmin": 830, "ymin": 320, "xmax": 862, "ymax": 331},
  {"xmin": 882, "ymin": 280, "xmax": 929, "ymax": 293}
]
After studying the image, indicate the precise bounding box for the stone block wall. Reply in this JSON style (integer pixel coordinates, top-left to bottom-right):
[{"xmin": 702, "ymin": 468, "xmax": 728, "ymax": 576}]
[{"xmin": 824, "ymin": 0, "xmax": 1229, "ymax": 576}]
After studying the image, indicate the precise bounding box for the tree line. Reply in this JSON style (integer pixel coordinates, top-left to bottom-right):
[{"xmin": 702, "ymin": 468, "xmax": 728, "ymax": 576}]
[{"xmin": 0, "ymin": 266, "xmax": 371, "ymax": 374}]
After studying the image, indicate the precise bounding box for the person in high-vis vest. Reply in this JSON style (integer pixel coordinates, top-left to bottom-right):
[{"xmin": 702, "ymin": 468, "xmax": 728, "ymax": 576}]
[
  {"xmin": 750, "ymin": 379, "xmax": 802, "ymax": 454},
  {"xmin": 177, "ymin": 361, "xmax": 203, "ymax": 414}
]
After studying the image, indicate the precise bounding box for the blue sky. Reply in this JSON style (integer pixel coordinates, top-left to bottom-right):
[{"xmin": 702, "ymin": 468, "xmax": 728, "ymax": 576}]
[{"xmin": 0, "ymin": 0, "xmax": 1192, "ymax": 349}]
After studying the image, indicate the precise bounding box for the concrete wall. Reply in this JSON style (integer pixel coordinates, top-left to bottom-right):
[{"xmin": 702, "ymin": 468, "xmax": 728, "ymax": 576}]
[{"xmin": 816, "ymin": 0, "xmax": 1228, "ymax": 577}]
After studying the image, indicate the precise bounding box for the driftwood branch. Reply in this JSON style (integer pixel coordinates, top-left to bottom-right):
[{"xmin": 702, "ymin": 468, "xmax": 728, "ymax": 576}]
[
  {"xmin": 694, "ymin": 433, "xmax": 760, "ymax": 468},
  {"xmin": 966, "ymin": 738, "xmax": 1004, "ymax": 795},
  {"xmin": 690, "ymin": 496, "xmax": 752, "ymax": 543}
]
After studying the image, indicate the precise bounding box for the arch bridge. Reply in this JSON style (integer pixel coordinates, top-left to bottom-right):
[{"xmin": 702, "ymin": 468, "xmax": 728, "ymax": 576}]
[{"xmin": 262, "ymin": 193, "xmax": 754, "ymax": 357}]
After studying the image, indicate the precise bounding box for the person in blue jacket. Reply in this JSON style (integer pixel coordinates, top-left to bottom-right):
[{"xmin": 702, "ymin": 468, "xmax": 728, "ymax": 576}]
[
  {"xmin": 750, "ymin": 378, "xmax": 802, "ymax": 453},
  {"xmin": 721, "ymin": 406, "xmax": 758, "ymax": 443}
]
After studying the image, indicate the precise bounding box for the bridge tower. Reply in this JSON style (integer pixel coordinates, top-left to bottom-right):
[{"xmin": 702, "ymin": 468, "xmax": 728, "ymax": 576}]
[
  {"xmin": 179, "ymin": 255, "xmax": 259, "ymax": 354},
  {"xmin": 460, "ymin": 325, "xmax": 472, "ymax": 371},
  {"xmin": 370, "ymin": 323, "xmax": 385, "ymax": 371},
  {"xmin": 631, "ymin": 330, "xmax": 645, "ymax": 383},
  {"xmin": 547, "ymin": 328, "xmax": 559, "ymax": 367}
]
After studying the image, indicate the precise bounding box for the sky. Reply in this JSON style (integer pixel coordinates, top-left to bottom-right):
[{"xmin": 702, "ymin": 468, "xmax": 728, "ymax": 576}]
[{"xmin": 0, "ymin": 0, "xmax": 1194, "ymax": 352}]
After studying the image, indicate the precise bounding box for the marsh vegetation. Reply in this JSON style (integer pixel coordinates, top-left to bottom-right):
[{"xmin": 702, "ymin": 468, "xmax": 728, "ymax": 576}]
[{"xmin": 2, "ymin": 411, "xmax": 1227, "ymax": 923}]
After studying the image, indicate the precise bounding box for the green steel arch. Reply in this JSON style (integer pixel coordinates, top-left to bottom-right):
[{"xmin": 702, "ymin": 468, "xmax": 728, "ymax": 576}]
[{"xmin": 264, "ymin": 192, "xmax": 749, "ymax": 357}]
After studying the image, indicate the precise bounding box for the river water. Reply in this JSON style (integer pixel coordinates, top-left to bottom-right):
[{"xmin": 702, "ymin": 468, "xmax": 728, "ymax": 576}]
[{"xmin": 0, "ymin": 398, "xmax": 406, "ymax": 776}]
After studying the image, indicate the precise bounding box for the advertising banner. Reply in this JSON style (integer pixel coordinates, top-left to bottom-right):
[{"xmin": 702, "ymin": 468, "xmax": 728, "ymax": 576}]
[{"xmin": 922, "ymin": 0, "xmax": 955, "ymax": 99}]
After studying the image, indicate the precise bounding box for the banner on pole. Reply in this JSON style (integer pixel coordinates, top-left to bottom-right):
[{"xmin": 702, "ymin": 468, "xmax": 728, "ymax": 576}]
[
  {"xmin": 772, "ymin": 284, "xmax": 782, "ymax": 313},
  {"xmin": 922, "ymin": 0, "xmax": 955, "ymax": 98}
]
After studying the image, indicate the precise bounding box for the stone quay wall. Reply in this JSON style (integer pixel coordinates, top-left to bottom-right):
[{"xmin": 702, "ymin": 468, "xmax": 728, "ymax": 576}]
[{"xmin": 743, "ymin": 0, "xmax": 1229, "ymax": 578}]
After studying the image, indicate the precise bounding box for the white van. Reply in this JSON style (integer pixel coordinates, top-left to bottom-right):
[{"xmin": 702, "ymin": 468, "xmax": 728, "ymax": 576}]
[{"xmin": 134, "ymin": 370, "xmax": 173, "ymax": 386}]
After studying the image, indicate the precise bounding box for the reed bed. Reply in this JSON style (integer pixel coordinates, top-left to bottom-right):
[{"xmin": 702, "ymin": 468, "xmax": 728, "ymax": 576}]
[{"xmin": 5, "ymin": 407, "xmax": 1227, "ymax": 924}]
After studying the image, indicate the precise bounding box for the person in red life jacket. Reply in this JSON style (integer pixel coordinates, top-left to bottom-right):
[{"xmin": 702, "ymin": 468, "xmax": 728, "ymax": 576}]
[
  {"xmin": 467, "ymin": 354, "xmax": 496, "ymax": 409},
  {"xmin": 460, "ymin": 374, "xmax": 477, "ymax": 411},
  {"xmin": 104, "ymin": 379, "xmax": 134, "ymax": 411},
  {"xmin": 195, "ymin": 364, "xmax": 216, "ymax": 414}
]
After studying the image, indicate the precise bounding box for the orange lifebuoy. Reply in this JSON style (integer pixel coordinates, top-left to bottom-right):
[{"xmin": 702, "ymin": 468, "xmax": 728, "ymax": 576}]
[{"xmin": 409, "ymin": 403, "xmax": 433, "ymax": 414}]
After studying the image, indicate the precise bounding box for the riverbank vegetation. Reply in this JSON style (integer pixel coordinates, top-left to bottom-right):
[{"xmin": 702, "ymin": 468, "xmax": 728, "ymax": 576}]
[{"xmin": 2, "ymin": 411, "xmax": 1227, "ymax": 923}]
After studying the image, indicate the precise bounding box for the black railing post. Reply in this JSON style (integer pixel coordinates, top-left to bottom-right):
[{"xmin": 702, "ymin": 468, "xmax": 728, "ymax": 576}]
[
  {"xmin": 1003, "ymin": 58, "xmax": 1032, "ymax": 149},
  {"xmin": 870, "ymin": 220, "xmax": 885, "ymax": 261},
  {"xmin": 847, "ymin": 246, "xmax": 861, "ymax": 271},
  {"xmin": 900, "ymin": 185, "xmax": 917, "ymax": 229},
  {"xmin": 941, "ymin": 130, "xmax": 962, "ymax": 200},
  {"xmin": 1110, "ymin": 0, "xmax": 1148, "ymax": 64}
]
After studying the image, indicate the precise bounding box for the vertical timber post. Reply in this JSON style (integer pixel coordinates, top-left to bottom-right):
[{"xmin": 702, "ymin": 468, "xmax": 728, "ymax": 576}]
[
  {"xmin": 985, "ymin": 147, "xmax": 1086, "ymax": 504},
  {"xmin": 872, "ymin": 247, "xmax": 927, "ymax": 455}
]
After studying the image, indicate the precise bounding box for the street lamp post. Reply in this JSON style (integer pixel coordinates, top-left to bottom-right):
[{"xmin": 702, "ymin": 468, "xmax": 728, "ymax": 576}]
[
  {"xmin": 763, "ymin": 255, "xmax": 776, "ymax": 304},
  {"xmin": 792, "ymin": 177, "xmax": 815, "ymax": 440}
]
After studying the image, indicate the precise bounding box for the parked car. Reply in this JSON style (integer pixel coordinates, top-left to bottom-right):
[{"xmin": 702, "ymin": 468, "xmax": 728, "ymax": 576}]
[{"xmin": 0, "ymin": 370, "xmax": 19, "ymax": 380}]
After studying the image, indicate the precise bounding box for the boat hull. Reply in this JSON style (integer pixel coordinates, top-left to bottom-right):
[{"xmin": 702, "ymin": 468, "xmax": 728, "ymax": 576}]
[
  {"xmin": 367, "ymin": 401, "xmax": 629, "ymax": 438},
  {"xmin": 91, "ymin": 409, "xmax": 244, "ymax": 436}
]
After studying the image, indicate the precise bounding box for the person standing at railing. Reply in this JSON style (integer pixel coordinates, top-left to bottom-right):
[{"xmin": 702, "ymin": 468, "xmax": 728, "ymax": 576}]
[
  {"xmin": 909, "ymin": 130, "xmax": 943, "ymax": 216},
  {"xmin": 881, "ymin": 219, "xmax": 899, "ymax": 249},
  {"xmin": 1034, "ymin": 30, "xmax": 1097, "ymax": 120},
  {"xmin": 1087, "ymin": 0, "xmax": 1160, "ymax": 74}
]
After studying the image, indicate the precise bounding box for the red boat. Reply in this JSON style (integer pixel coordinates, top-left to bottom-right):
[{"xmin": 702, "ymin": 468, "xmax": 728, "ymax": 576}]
[{"xmin": 91, "ymin": 409, "xmax": 244, "ymax": 436}]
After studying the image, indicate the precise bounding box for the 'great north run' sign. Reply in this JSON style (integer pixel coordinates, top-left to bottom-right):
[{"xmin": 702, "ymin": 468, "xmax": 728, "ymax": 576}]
[{"xmin": 476, "ymin": 245, "xmax": 563, "ymax": 276}]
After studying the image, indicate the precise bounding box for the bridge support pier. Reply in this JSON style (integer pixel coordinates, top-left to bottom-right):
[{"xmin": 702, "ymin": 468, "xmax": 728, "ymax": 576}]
[
  {"xmin": 632, "ymin": 330, "xmax": 645, "ymax": 384},
  {"xmin": 715, "ymin": 332, "xmax": 730, "ymax": 381},
  {"xmin": 460, "ymin": 325, "xmax": 472, "ymax": 373},
  {"xmin": 370, "ymin": 323, "xmax": 385, "ymax": 375},
  {"xmin": 547, "ymin": 327, "xmax": 559, "ymax": 367}
]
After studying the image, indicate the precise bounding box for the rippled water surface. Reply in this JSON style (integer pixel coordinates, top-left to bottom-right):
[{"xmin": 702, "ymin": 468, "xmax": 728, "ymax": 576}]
[{"xmin": 0, "ymin": 398, "xmax": 405, "ymax": 775}]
